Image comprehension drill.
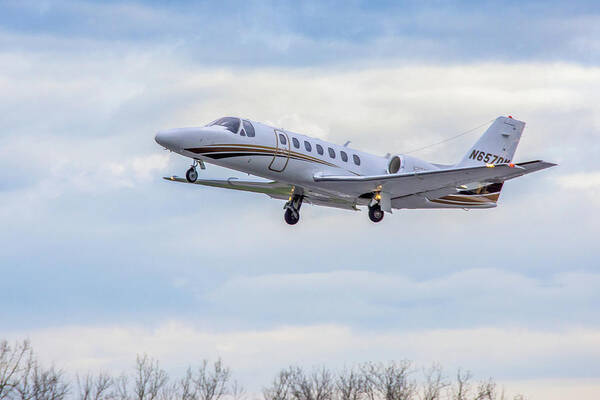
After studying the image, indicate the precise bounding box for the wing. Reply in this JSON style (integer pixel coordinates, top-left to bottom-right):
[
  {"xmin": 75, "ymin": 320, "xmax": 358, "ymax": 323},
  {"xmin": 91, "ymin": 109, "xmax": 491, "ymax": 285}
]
[
  {"xmin": 163, "ymin": 176, "xmax": 358, "ymax": 210},
  {"xmin": 163, "ymin": 176, "xmax": 293, "ymax": 199},
  {"xmin": 313, "ymin": 160, "xmax": 556, "ymax": 200}
]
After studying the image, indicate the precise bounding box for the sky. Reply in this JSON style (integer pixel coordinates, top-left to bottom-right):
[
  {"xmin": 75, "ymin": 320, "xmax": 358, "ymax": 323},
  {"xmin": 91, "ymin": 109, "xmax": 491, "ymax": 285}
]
[{"xmin": 1, "ymin": 0, "xmax": 599, "ymax": 398}]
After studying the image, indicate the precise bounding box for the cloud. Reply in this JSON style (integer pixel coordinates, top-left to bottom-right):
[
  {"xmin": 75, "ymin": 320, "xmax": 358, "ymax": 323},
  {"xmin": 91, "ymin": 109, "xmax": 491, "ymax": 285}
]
[
  {"xmin": 204, "ymin": 269, "xmax": 600, "ymax": 330},
  {"xmin": 556, "ymin": 172, "xmax": 600, "ymax": 190},
  {"xmin": 1, "ymin": 46, "xmax": 598, "ymax": 335},
  {"xmin": 2, "ymin": 1, "xmax": 600, "ymax": 66}
]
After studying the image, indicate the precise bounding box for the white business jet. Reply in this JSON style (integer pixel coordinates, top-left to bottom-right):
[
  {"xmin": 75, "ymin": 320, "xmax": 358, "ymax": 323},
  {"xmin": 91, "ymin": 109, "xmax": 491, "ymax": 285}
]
[{"xmin": 155, "ymin": 116, "xmax": 555, "ymax": 225}]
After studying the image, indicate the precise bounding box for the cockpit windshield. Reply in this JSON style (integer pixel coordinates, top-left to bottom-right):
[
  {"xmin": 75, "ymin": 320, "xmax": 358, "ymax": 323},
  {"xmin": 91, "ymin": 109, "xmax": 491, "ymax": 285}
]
[{"xmin": 211, "ymin": 117, "xmax": 240, "ymax": 133}]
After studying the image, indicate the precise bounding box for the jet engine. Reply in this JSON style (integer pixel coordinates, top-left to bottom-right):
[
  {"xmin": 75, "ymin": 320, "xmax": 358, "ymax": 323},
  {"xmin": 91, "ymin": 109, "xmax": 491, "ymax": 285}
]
[{"xmin": 387, "ymin": 155, "xmax": 403, "ymax": 174}]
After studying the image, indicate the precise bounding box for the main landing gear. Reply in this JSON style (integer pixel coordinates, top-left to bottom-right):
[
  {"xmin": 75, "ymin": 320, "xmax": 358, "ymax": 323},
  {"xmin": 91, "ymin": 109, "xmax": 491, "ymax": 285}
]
[
  {"xmin": 186, "ymin": 159, "xmax": 204, "ymax": 183},
  {"xmin": 284, "ymin": 195, "xmax": 303, "ymax": 225},
  {"xmin": 368, "ymin": 204, "xmax": 384, "ymax": 223}
]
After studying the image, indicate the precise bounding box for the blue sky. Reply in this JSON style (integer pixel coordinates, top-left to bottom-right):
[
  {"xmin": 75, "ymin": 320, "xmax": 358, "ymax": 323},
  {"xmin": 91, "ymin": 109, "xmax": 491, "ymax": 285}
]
[{"xmin": 1, "ymin": 1, "xmax": 600, "ymax": 398}]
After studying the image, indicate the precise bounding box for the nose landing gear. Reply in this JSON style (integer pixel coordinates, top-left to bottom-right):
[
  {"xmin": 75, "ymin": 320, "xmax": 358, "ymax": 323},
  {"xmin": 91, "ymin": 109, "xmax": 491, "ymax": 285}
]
[
  {"xmin": 284, "ymin": 195, "xmax": 303, "ymax": 225},
  {"xmin": 185, "ymin": 159, "xmax": 205, "ymax": 183}
]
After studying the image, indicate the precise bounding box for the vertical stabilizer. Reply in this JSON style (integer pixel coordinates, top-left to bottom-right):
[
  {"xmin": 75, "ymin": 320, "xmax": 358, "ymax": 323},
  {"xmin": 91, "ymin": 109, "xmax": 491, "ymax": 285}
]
[{"xmin": 457, "ymin": 116, "xmax": 525, "ymax": 167}]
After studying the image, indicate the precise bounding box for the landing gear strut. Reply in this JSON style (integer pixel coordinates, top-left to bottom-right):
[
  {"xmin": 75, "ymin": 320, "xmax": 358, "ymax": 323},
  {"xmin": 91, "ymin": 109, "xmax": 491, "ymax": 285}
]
[
  {"xmin": 368, "ymin": 204, "xmax": 384, "ymax": 223},
  {"xmin": 185, "ymin": 160, "xmax": 200, "ymax": 183},
  {"xmin": 284, "ymin": 195, "xmax": 303, "ymax": 225}
]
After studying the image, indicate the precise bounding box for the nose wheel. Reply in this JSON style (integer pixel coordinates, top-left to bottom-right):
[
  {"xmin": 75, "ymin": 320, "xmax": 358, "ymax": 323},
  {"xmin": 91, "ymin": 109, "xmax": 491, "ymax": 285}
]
[
  {"xmin": 368, "ymin": 204, "xmax": 384, "ymax": 223},
  {"xmin": 284, "ymin": 195, "xmax": 303, "ymax": 225},
  {"xmin": 185, "ymin": 159, "xmax": 204, "ymax": 183},
  {"xmin": 186, "ymin": 167, "xmax": 198, "ymax": 183}
]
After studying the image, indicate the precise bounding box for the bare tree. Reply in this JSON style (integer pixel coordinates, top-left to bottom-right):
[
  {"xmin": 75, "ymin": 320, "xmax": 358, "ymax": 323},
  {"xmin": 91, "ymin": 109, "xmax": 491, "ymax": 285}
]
[
  {"xmin": 420, "ymin": 365, "xmax": 447, "ymax": 400},
  {"xmin": 114, "ymin": 375, "xmax": 130, "ymax": 400},
  {"xmin": 33, "ymin": 366, "xmax": 70, "ymax": 400},
  {"xmin": 157, "ymin": 382, "xmax": 178, "ymax": 400},
  {"xmin": 451, "ymin": 370, "xmax": 472, "ymax": 400},
  {"xmin": 76, "ymin": 373, "xmax": 113, "ymax": 400},
  {"xmin": 13, "ymin": 355, "xmax": 69, "ymax": 400},
  {"xmin": 193, "ymin": 359, "xmax": 230, "ymax": 400},
  {"xmin": 263, "ymin": 367, "xmax": 295, "ymax": 400},
  {"xmin": 291, "ymin": 367, "xmax": 334, "ymax": 400},
  {"xmin": 179, "ymin": 368, "xmax": 196, "ymax": 400},
  {"xmin": 336, "ymin": 367, "xmax": 364, "ymax": 400},
  {"xmin": 230, "ymin": 380, "xmax": 246, "ymax": 400},
  {"xmin": 133, "ymin": 355, "xmax": 168, "ymax": 400},
  {"xmin": 361, "ymin": 361, "xmax": 416, "ymax": 400},
  {"xmin": 0, "ymin": 340, "xmax": 33, "ymax": 400},
  {"xmin": 473, "ymin": 379, "xmax": 496, "ymax": 400},
  {"xmin": 12, "ymin": 349, "xmax": 35, "ymax": 400},
  {"xmin": 2, "ymin": 338, "xmax": 532, "ymax": 400}
]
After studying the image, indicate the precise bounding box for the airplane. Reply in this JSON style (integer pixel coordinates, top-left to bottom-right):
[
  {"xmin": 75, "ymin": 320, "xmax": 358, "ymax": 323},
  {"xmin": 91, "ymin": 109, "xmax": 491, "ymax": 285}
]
[{"xmin": 155, "ymin": 115, "xmax": 555, "ymax": 225}]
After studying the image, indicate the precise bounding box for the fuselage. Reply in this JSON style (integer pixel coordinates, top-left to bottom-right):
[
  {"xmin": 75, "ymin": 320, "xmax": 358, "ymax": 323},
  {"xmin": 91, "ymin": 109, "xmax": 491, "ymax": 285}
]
[{"xmin": 155, "ymin": 116, "xmax": 441, "ymax": 206}]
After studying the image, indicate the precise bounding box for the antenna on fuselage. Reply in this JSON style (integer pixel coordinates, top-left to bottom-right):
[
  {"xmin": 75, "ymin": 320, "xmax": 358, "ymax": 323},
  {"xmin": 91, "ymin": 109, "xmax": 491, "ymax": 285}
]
[{"xmin": 343, "ymin": 141, "xmax": 351, "ymax": 147}]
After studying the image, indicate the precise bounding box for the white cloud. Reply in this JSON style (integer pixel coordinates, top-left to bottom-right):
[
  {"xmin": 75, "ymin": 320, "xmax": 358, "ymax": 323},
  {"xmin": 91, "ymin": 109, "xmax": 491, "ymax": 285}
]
[
  {"xmin": 556, "ymin": 172, "xmax": 600, "ymax": 190},
  {"xmin": 203, "ymin": 269, "xmax": 600, "ymax": 329}
]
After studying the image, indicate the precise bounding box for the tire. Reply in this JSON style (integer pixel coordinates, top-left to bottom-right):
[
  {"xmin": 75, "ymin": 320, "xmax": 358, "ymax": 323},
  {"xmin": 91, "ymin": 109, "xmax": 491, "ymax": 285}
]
[
  {"xmin": 186, "ymin": 167, "xmax": 198, "ymax": 183},
  {"xmin": 284, "ymin": 208, "xmax": 299, "ymax": 225},
  {"xmin": 368, "ymin": 205, "xmax": 384, "ymax": 223}
]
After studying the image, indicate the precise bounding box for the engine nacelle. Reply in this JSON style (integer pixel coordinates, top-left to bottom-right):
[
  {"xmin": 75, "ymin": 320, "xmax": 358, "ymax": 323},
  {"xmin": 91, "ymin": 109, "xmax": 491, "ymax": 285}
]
[
  {"xmin": 387, "ymin": 155, "xmax": 403, "ymax": 174},
  {"xmin": 387, "ymin": 154, "xmax": 438, "ymax": 174}
]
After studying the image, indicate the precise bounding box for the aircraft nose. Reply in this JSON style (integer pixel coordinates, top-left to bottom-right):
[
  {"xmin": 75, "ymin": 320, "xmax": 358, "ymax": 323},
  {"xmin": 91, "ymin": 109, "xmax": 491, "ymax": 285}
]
[{"xmin": 155, "ymin": 129, "xmax": 177, "ymax": 150}]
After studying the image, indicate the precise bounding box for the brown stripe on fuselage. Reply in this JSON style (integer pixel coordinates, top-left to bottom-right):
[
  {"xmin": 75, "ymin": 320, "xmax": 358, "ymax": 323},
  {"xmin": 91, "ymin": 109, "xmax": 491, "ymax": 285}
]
[
  {"xmin": 210, "ymin": 143, "xmax": 339, "ymax": 166},
  {"xmin": 440, "ymin": 193, "xmax": 500, "ymax": 203},
  {"xmin": 184, "ymin": 145, "xmax": 342, "ymax": 169},
  {"xmin": 429, "ymin": 198, "xmax": 493, "ymax": 206}
]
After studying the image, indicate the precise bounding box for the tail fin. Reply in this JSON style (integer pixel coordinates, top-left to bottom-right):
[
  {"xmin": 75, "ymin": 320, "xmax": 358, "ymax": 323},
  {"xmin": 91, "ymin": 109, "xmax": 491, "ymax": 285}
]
[{"xmin": 457, "ymin": 116, "xmax": 525, "ymax": 167}]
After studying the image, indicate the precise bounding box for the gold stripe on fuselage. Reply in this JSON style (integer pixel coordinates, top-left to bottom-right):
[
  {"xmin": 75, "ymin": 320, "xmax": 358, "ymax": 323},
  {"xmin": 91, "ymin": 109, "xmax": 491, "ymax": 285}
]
[{"xmin": 197, "ymin": 143, "xmax": 358, "ymax": 173}]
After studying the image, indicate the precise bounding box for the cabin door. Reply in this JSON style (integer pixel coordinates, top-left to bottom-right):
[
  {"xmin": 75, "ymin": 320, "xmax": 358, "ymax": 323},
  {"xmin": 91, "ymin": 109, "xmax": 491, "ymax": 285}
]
[{"xmin": 269, "ymin": 129, "xmax": 290, "ymax": 172}]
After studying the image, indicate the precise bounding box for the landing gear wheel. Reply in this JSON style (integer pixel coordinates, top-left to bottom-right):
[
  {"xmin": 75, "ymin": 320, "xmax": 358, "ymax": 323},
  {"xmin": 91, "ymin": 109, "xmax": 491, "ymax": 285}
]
[
  {"xmin": 186, "ymin": 167, "xmax": 198, "ymax": 183},
  {"xmin": 368, "ymin": 204, "xmax": 384, "ymax": 223},
  {"xmin": 284, "ymin": 208, "xmax": 299, "ymax": 225}
]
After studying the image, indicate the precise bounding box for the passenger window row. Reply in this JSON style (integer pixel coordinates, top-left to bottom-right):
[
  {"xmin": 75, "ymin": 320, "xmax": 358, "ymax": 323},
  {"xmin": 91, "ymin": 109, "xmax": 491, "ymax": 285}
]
[{"xmin": 283, "ymin": 134, "xmax": 361, "ymax": 166}]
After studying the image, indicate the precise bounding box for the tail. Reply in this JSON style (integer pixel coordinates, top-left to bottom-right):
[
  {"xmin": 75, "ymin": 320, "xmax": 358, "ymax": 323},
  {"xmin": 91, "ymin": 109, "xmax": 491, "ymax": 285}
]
[{"xmin": 457, "ymin": 116, "xmax": 525, "ymax": 167}]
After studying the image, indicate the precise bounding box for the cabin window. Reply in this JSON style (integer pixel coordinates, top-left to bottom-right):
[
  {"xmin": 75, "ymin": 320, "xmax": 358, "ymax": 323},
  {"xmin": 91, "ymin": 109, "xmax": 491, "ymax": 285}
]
[
  {"xmin": 211, "ymin": 117, "xmax": 240, "ymax": 134},
  {"xmin": 304, "ymin": 141, "xmax": 312, "ymax": 152},
  {"xmin": 328, "ymin": 147, "xmax": 336, "ymax": 159},
  {"xmin": 279, "ymin": 134, "xmax": 287, "ymax": 145},
  {"xmin": 340, "ymin": 151, "xmax": 348, "ymax": 162},
  {"xmin": 316, "ymin": 144, "xmax": 324, "ymax": 155},
  {"xmin": 292, "ymin": 137, "xmax": 300, "ymax": 149},
  {"xmin": 243, "ymin": 120, "xmax": 255, "ymax": 137},
  {"xmin": 353, "ymin": 154, "xmax": 361, "ymax": 166}
]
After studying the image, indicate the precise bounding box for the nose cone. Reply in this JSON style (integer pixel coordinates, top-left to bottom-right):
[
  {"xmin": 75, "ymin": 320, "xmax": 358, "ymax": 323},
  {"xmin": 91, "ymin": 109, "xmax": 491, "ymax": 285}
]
[
  {"xmin": 155, "ymin": 130, "xmax": 167, "ymax": 146},
  {"xmin": 155, "ymin": 129, "xmax": 179, "ymax": 150}
]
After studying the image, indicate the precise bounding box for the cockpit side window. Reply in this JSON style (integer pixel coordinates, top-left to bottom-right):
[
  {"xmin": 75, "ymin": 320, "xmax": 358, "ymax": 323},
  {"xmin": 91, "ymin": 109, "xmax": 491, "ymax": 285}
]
[
  {"xmin": 211, "ymin": 117, "xmax": 240, "ymax": 133},
  {"xmin": 243, "ymin": 120, "xmax": 255, "ymax": 137}
]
